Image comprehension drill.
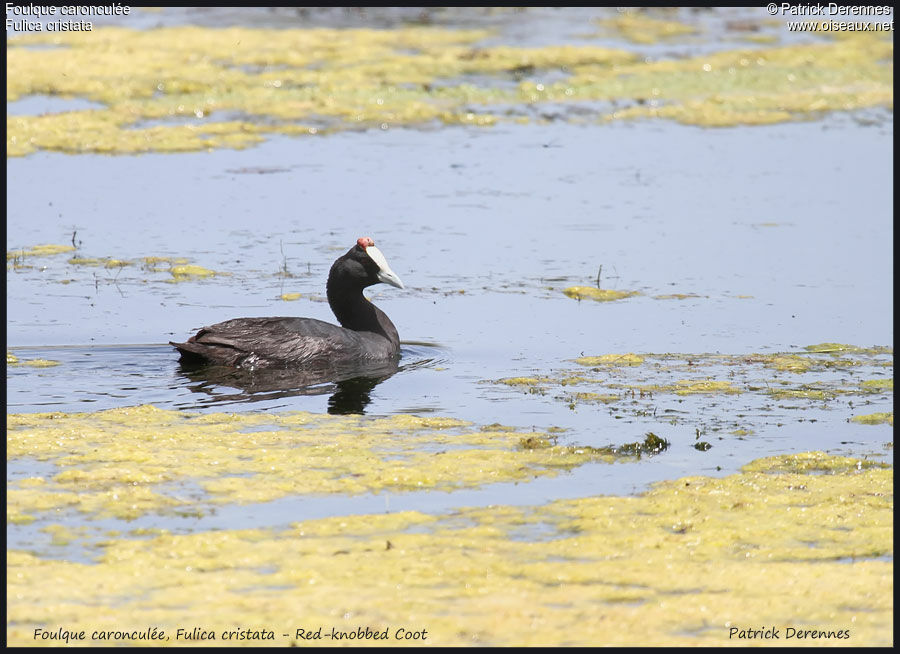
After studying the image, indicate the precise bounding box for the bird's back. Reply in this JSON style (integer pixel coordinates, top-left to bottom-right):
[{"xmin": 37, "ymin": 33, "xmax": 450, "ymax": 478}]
[{"xmin": 170, "ymin": 316, "xmax": 396, "ymax": 369}]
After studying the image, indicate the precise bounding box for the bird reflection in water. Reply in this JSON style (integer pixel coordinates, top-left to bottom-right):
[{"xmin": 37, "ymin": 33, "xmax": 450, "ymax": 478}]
[{"xmin": 176, "ymin": 357, "xmax": 400, "ymax": 414}]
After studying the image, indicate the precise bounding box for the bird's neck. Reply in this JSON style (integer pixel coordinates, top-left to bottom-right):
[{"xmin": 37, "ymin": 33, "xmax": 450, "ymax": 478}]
[{"xmin": 327, "ymin": 285, "xmax": 399, "ymax": 346}]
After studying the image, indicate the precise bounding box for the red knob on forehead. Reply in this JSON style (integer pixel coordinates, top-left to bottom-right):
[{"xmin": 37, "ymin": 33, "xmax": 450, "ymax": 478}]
[{"xmin": 357, "ymin": 236, "xmax": 375, "ymax": 249}]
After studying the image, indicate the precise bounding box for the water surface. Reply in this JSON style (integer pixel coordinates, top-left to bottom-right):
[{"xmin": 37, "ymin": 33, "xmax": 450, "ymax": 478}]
[{"xmin": 6, "ymin": 8, "xmax": 893, "ymax": 554}]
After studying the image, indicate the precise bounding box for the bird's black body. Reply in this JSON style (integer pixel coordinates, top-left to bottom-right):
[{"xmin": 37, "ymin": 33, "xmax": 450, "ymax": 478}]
[{"xmin": 170, "ymin": 238, "xmax": 403, "ymax": 370}]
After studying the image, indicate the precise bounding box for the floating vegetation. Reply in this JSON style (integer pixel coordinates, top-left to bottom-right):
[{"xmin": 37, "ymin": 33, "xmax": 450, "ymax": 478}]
[
  {"xmin": 575, "ymin": 353, "xmax": 645, "ymax": 367},
  {"xmin": 6, "ymin": 18, "xmax": 892, "ymax": 156},
  {"xmin": 10, "ymin": 245, "xmax": 224, "ymax": 290},
  {"xmin": 673, "ymin": 380, "xmax": 742, "ymax": 395},
  {"xmin": 742, "ymin": 451, "xmax": 888, "ymax": 474},
  {"xmin": 7, "ymin": 405, "xmax": 638, "ymax": 523},
  {"xmin": 7, "ymin": 243, "xmax": 75, "ymax": 260},
  {"xmin": 860, "ymin": 379, "xmax": 893, "ymax": 393},
  {"xmin": 765, "ymin": 386, "xmax": 833, "ymax": 401},
  {"xmin": 169, "ymin": 264, "xmax": 217, "ymax": 280},
  {"xmin": 563, "ymin": 286, "xmax": 640, "ymax": 302},
  {"xmin": 804, "ymin": 343, "xmax": 892, "ymax": 355},
  {"xmin": 570, "ymin": 391, "xmax": 620, "ymax": 405},
  {"xmin": 497, "ymin": 376, "xmax": 546, "ymax": 387},
  {"xmin": 590, "ymin": 10, "xmax": 697, "ymax": 44},
  {"xmin": 139, "ymin": 255, "xmax": 190, "ymax": 272},
  {"xmin": 851, "ymin": 413, "xmax": 893, "ymax": 426},
  {"xmin": 67, "ymin": 256, "xmax": 105, "ymax": 266},
  {"xmin": 6, "ymin": 452, "xmax": 892, "ymax": 646},
  {"xmin": 7, "ymin": 353, "xmax": 60, "ymax": 368},
  {"xmin": 17, "ymin": 359, "xmax": 60, "ymax": 368},
  {"xmin": 600, "ymin": 29, "xmax": 892, "ymax": 127},
  {"xmin": 279, "ymin": 292, "xmax": 303, "ymax": 301},
  {"xmin": 103, "ymin": 259, "xmax": 130, "ymax": 268},
  {"xmin": 67, "ymin": 256, "xmax": 132, "ymax": 269},
  {"xmin": 490, "ymin": 345, "xmax": 894, "ymax": 434},
  {"xmin": 615, "ymin": 431, "xmax": 670, "ymax": 456},
  {"xmin": 758, "ymin": 354, "xmax": 814, "ymax": 373}
]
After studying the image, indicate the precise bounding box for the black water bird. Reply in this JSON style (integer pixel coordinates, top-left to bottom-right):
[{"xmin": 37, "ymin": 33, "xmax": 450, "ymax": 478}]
[{"xmin": 170, "ymin": 237, "xmax": 404, "ymax": 370}]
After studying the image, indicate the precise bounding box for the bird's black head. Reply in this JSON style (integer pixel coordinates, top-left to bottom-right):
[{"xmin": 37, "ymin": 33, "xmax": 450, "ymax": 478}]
[{"xmin": 329, "ymin": 236, "xmax": 404, "ymax": 291}]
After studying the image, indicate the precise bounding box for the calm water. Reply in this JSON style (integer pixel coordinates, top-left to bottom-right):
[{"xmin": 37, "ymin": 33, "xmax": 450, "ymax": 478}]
[
  {"xmin": 9, "ymin": 118, "xmax": 893, "ymax": 431},
  {"xmin": 6, "ymin": 8, "xmax": 894, "ymax": 550}
]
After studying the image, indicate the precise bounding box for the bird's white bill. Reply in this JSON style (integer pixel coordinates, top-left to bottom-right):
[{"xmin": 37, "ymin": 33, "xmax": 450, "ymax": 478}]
[{"xmin": 366, "ymin": 245, "xmax": 405, "ymax": 289}]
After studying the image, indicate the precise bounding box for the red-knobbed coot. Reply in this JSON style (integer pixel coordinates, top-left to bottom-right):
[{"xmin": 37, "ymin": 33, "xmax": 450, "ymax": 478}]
[{"xmin": 170, "ymin": 237, "xmax": 404, "ymax": 369}]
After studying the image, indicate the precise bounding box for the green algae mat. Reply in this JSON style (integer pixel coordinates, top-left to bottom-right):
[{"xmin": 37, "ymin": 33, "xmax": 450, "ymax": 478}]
[
  {"xmin": 6, "ymin": 406, "xmax": 894, "ymax": 646},
  {"xmin": 493, "ymin": 344, "xmax": 894, "ymax": 426},
  {"xmin": 7, "ymin": 15, "xmax": 892, "ymax": 156},
  {"xmin": 7, "ymin": 406, "xmax": 620, "ymax": 522}
]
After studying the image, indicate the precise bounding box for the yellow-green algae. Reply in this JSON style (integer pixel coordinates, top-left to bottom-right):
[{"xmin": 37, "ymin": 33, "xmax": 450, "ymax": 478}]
[
  {"xmin": 760, "ymin": 354, "xmax": 815, "ymax": 373},
  {"xmin": 570, "ymin": 392, "xmax": 621, "ymax": 405},
  {"xmin": 6, "ymin": 25, "xmax": 592, "ymax": 155},
  {"xmin": 140, "ymin": 255, "xmax": 188, "ymax": 265},
  {"xmin": 742, "ymin": 451, "xmax": 888, "ymax": 474},
  {"xmin": 12, "ymin": 247, "xmax": 229, "ymax": 291},
  {"xmin": 169, "ymin": 264, "xmax": 217, "ymax": 279},
  {"xmin": 765, "ymin": 385, "xmax": 834, "ymax": 401},
  {"xmin": 6, "ymin": 453, "xmax": 892, "ymax": 646},
  {"xmin": 6, "ymin": 244, "xmax": 75, "ymax": 259},
  {"xmin": 860, "ymin": 379, "xmax": 893, "ymax": 393},
  {"xmin": 673, "ymin": 380, "xmax": 741, "ymax": 395},
  {"xmin": 7, "ymin": 355, "xmax": 60, "ymax": 368},
  {"xmin": 746, "ymin": 351, "xmax": 893, "ymax": 374},
  {"xmin": 6, "ymin": 20, "xmax": 892, "ymax": 156},
  {"xmin": 804, "ymin": 343, "xmax": 892, "ymax": 355},
  {"xmin": 851, "ymin": 413, "xmax": 893, "ymax": 426},
  {"xmin": 13, "ymin": 359, "xmax": 60, "ymax": 368},
  {"xmin": 39, "ymin": 524, "xmax": 91, "ymax": 547},
  {"xmin": 496, "ymin": 376, "xmax": 545, "ymax": 387},
  {"xmin": 600, "ymin": 30, "xmax": 892, "ymax": 127},
  {"xmin": 614, "ymin": 380, "xmax": 743, "ymax": 396},
  {"xmin": 7, "ymin": 405, "xmax": 619, "ymax": 522},
  {"xmin": 12, "ymin": 249, "xmax": 202, "ymax": 276},
  {"xmin": 575, "ymin": 353, "xmax": 644, "ymax": 367},
  {"xmin": 590, "ymin": 10, "xmax": 697, "ymax": 44},
  {"xmin": 66, "ymin": 256, "xmax": 105, "ymax": 266},
  {"xmin": 67, "ymin": 256, "xmax": 132, "ymax": 268},
  {"xmin": 557, "ymin": 374, "xmax": 590, "ymax": 386},
  {"xmin": 563, "ymin": 286, "xmax": 639, "ymax": 302},
  {"xmin": 493, "ymin": 345, "xmax": 893, "ymax": 425},
  {"xmin": 65, "ymin": 254, "xmax": 213, "ymax": 278}
]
